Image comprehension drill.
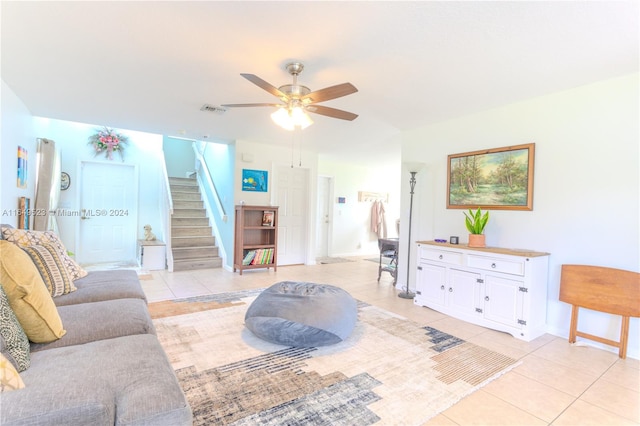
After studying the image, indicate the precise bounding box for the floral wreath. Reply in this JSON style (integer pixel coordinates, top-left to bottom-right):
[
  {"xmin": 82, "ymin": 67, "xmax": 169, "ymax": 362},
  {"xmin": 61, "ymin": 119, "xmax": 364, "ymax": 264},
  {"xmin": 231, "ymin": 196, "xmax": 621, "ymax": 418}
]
[{"xmin": 88, "ymin": 127, "xmax": 129, "ymax": 161}]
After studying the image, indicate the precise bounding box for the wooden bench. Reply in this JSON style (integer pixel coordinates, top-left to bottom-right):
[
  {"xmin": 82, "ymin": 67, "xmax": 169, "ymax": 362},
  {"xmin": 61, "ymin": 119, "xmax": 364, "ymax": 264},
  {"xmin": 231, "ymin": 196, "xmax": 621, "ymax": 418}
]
[{"xmin": 559, "ymin": 264, "xmax": 640, "ymax": 358}]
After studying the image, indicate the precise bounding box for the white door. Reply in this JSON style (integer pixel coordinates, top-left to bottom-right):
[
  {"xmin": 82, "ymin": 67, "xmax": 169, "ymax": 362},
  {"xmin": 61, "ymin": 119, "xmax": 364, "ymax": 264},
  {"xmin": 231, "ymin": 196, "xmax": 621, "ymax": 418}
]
[
  {"xmin": 275, "ymin": 166, "xmax": 308, "ymax": 266},
  {"xmin": 315, "ymin": 176, "xmax": 331, "ymax": 257},
  {"xmin": 78, "ymin": 161, "xmax": 137, "ymax": 264}
]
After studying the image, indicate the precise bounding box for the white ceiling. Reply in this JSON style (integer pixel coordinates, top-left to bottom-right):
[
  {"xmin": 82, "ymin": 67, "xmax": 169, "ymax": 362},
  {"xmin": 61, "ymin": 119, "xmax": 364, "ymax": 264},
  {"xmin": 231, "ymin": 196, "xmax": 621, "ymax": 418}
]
[{"xmin": 1, "ymin": 1, "xmax": 638, "ymax": 165}]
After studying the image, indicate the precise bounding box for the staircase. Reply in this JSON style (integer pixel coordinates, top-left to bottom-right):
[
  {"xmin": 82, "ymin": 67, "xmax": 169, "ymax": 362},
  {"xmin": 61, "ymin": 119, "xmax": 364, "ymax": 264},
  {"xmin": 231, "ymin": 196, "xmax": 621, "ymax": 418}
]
[{"xmin": 169, "ymin": 177, "xmax": 222, "ymax": 271}]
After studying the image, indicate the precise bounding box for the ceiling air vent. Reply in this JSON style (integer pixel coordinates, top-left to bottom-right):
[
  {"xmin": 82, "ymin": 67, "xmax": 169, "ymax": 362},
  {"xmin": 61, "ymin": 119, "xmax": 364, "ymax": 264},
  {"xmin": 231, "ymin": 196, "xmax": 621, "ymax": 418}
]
[{"xmin": 200, "ymin": 104, "xmax": 227, "ymax": 114}]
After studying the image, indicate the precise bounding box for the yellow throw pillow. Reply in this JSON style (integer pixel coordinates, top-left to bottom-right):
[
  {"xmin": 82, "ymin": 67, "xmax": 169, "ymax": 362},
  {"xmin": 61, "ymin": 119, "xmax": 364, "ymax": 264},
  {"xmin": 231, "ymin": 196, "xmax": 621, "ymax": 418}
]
[
  {"xmin": 1, "ymin": 227, "xmax": 88, "ymax": 281},
  {"xmin": 0, "ymin": 353, "xmax": 25, "ymax": 392},
  {"xmin": 0, "ymin": 241, "xmax": 66, "ymax": 343}
]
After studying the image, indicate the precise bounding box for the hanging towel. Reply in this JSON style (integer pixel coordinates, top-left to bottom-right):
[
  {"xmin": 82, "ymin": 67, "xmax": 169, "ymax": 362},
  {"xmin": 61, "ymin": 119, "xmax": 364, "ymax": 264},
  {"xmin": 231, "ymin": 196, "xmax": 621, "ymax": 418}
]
[{"xmin": 371, "ymin": 200, "xmax": 387, "ymax": 238}]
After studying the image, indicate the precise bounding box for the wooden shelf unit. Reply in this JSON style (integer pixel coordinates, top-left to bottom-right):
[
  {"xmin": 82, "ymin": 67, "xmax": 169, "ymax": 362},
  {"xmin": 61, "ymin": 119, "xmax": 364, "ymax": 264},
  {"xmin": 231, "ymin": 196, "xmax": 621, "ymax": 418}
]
[{"xmin": 233, "ymin": 205, "xmax": 278, "ymax": 275}]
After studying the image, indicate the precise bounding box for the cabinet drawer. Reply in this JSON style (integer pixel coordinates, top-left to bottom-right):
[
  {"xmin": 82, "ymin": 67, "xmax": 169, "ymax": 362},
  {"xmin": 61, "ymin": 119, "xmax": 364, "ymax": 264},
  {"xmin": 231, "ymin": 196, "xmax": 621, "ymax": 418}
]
[
  {"xmin": 467, "ymin": 255, "xmax": 525, "ymax": 276},
  {"xmin": 419, "ymin": 247, "xmax": 463, "ymax": 265}
]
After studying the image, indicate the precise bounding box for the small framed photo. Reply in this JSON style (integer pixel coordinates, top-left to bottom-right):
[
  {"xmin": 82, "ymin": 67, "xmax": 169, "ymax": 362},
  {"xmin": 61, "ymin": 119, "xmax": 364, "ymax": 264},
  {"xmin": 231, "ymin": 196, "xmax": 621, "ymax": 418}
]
[{"xmin": 262, "ymin": 211, "xmax": 275, "ymax": 227}]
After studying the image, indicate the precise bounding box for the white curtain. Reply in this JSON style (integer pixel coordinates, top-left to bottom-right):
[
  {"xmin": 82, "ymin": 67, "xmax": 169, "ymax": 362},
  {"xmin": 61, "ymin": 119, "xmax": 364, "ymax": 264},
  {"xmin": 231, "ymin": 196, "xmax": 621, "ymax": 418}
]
[{"xmin": 33, "ymin": 138, "xmax": 61, "ymax": 232}]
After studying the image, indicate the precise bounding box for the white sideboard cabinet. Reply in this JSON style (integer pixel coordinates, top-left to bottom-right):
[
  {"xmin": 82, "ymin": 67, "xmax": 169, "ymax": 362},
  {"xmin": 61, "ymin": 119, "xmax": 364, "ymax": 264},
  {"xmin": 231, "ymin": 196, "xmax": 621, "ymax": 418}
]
[{"xmin": 415, "ymin": 241, "xmax": 550, "ymax": 341}]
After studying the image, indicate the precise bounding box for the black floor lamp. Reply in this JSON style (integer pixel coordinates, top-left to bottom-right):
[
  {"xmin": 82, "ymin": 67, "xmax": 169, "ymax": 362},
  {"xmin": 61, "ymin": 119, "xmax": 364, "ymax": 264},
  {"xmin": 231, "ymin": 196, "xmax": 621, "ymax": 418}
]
[{"xmin": 398, "ymin": 164, "xmax": 423, "ymax": 299}]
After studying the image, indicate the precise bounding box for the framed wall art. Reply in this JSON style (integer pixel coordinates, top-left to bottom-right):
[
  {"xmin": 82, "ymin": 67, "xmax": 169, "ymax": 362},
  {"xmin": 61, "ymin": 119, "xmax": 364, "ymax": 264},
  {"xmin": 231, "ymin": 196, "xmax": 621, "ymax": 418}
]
[
  {"xmin": 241, "ymin": 169, "xmax": 268, "ymax": 192},
  {"xmin": 17, "ymin": 146, "xmax": 28, "ymax": 189},
  {"xmin": 447, "ymin": 143, "xmax": 535, "ymax": 211}
]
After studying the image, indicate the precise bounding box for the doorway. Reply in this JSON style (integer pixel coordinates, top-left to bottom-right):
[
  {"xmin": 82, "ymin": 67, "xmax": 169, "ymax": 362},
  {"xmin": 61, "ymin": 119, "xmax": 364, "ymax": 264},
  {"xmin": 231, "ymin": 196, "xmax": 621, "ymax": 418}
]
[
  {"xmin": 315, "ymin": 176, "xmax": 332, "ymax": 258},
  {"xmin": 77, "ymin": 161, "xmax": 138, "ymax": 264},
  {"xmin": 274, "ymin": 165, "xmax": 309, "ymax": 266}
]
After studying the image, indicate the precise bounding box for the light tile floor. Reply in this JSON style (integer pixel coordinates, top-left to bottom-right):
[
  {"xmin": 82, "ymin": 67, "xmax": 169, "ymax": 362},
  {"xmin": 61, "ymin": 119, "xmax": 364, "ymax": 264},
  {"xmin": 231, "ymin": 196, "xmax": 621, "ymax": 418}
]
[{"xmin": 134, "ymin": 257, "xmax": 639, "ymax": 426}]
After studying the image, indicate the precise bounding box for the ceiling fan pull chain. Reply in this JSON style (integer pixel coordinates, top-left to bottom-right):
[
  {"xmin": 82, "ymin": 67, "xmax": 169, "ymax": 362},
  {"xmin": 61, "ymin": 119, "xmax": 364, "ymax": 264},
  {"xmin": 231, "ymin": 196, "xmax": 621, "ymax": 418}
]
[
  {"xmin": 298, "ymin": 128, "xmax": 302, "ymax": 167},
  {"xmin": 290, "ymin": 132, "xmax": 295, "ymax": 168}
]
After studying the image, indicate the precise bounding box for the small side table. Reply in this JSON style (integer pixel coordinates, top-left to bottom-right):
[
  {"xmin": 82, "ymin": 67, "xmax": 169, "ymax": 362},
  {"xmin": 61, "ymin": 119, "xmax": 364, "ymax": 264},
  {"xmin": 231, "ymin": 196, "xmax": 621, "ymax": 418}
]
[{"xmin": 137, "ymin": 240, "xmax": 166, "ymax": 271}]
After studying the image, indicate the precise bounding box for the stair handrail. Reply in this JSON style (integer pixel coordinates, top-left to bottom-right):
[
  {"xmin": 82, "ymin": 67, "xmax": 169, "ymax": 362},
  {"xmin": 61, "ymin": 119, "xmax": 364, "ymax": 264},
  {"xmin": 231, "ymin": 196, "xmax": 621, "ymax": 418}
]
[
  {"xmin": 193, "ymin": 142, "xmax": 227, "ymax": 222},
  {"xmin": 159, "ymin": 150, "xmax": 174, "ymax": 271}
]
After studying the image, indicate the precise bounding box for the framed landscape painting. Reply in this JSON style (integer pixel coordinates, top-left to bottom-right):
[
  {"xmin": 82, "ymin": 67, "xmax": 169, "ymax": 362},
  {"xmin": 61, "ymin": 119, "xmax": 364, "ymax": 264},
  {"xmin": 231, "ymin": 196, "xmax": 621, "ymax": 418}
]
[{"xmin": 447, "ymin": 143, "xmax": 535, "ymax": 210}]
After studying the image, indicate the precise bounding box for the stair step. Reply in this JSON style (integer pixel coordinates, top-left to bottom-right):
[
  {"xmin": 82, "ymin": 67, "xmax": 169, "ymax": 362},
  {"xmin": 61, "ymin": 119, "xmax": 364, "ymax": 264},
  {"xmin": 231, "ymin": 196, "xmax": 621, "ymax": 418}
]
[
  {"xmin": 172, "ymin": 208, "xmax": 206, "ymax": 218},
  {"xmin": 171, "ymin": 192, "xmax": 202, "ymax": 201},
  {"xmin": 170, "ymin": 184, "xmax": 199, "ymax": 193},
  {"xmin": 169, "ymin": 177, "xmax": 197, "ymax": 184},
  {"xmin": 172, "ymin": 226, "xmax": 213, "ymax": 237},
  {"xmin": 172, "ymin": 236, "xmax": 216, "ymax": 248},
  {"xmin": 172, "ymin": 217, "xmax": 209, "ymax": 226},
  {"xmin": 172, "ymin": 246, "xmax": 219, "ymax": 259},
  {"xmin": 173, "ymin": 200, "xmax": 204, "ymax": 209},
  {"xmin": 173, "ymin": 257, "xmax": 222, "ymax": 271}
]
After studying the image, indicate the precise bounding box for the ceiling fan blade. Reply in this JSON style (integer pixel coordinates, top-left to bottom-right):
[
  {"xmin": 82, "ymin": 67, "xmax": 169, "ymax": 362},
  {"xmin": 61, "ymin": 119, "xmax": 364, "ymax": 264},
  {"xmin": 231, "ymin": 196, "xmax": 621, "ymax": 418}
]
[
  {"xmin": 307, "ymin": 105, "xmax": 358, "ymax": 121},
  {"xmin": 221, "ymin": 103, "xmax": 281, "ymax": 108},
  {"xmin": 240, "ymin": 73, "xmax": 288, "ymax": 99},
  {"xmin": 303, "ymin": 83, "xmax": 358, "ymax": 104}
]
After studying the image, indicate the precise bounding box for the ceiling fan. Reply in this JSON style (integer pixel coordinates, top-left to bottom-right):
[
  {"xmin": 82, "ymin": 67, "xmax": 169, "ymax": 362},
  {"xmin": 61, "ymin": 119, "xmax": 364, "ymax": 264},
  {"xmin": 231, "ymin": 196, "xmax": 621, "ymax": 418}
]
[{"xmin": 222, "ymin": 62, "xmax": 358, "ymax": 130}]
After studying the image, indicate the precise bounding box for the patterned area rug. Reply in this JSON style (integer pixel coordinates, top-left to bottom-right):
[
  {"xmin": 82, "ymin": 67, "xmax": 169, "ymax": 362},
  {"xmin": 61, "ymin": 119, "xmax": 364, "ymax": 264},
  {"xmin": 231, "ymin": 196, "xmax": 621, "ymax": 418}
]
[{"xmin": 149, "ymin": 291, "xmax": 520, "ymax": 425}]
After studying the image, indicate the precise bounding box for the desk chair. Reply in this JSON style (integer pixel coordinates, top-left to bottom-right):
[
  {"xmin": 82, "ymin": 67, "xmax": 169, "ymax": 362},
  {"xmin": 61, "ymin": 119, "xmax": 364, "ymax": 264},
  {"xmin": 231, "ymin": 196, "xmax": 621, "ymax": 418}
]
[{"xmin": 377, "ymin": 238, "xmax": 398, "ymax": 285}]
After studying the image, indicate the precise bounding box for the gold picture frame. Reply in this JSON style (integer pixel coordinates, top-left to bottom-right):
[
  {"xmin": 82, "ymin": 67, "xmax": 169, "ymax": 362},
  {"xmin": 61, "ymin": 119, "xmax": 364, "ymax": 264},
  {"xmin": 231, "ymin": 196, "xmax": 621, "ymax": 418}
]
[{"xmin": 447, "ymin": 143, "xmax": 535, "ymax": 210}]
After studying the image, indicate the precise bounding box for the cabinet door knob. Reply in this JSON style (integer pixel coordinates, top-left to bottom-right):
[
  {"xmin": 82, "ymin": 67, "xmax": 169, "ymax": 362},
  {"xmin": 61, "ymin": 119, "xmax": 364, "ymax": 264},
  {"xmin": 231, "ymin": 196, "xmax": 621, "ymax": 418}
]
[
  {"xmin": 440, "ymin": 285, "xmax": 445, "ymax": 290},
  {"xmin": 449, "ymin": 287, "xmax": 453, "ymax": 292},
  {"xmin": 491, "ymin": 263, "xmax": 497, "ymax": 268},
  {"xmin": 439, "ymin": 255, "xmax": 443, "ymax": 259},
  {"xmin": 485, "ymin": 296, "xmax": 490, "ymax": 301}
]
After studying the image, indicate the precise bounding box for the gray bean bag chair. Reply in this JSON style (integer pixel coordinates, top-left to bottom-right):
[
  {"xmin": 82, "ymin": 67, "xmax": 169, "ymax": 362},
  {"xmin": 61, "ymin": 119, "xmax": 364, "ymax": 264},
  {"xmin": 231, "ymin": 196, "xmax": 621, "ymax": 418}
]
[{"xmin": 245, "ymin": 281, "xmax": 357, "ymax": 347}]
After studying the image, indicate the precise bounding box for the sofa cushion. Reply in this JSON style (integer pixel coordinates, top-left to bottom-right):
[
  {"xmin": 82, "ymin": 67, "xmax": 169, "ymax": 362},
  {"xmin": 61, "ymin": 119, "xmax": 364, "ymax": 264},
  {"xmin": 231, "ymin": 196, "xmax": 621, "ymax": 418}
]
[
  {"xmin": 54, "ymin": 270, "xmax": 147, "ymax": 307},
  {"xmin": 0, "ymin": 353, "xmax": 24, "ymax": 393},
  {"xmin": 0, "ymin": 227, "xmax": 88, "ymax": 281},
  {"xmin": 0, "ymin": 286, "xmax": 30, "ymax": 372},
  {"xmin": 21, "ymin": 243, "xmax": 77, "ymax": 297},
  {"xmin": 245, "ymin": 281, "xmax": 358, "ymax": 347},
  {"xmin": 0, "ymin": 241, "xmax": 66, "ymax": 343},
  {"xmin": 30, "ymin": 298, "xmax": 156, "ymax": 353},
  {"xmin": 0, "ymin": 334, "xmax": 192, "ymax": 426}
]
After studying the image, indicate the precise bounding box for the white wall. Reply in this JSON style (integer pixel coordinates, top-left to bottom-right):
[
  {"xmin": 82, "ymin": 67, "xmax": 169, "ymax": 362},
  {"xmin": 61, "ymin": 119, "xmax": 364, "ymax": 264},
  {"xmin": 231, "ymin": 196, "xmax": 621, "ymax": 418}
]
[
  {"xmin": 318, "ymin": 159, "xmax": 401, "ymax": 257},
  {"xmin": 1, "ymin": 81, "xmax": 37, "ymax": 223},
  {"xmin": 32, "ymin": 118, "xmax": 165, "ymax": 256},
  {"xmin": 163, "ymin": 136, "xmax": 196, "ymax": 178},
  {"xmin": 401, "ymin": 73, "xmax": 639, "ymax": 358}
]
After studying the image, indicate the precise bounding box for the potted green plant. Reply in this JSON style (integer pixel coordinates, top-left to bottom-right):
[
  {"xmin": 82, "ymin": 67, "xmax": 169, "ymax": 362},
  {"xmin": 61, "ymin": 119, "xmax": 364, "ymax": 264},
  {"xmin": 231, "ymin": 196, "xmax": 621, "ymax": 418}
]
[{"xmin": 464, "ymin": 207, "xmax": 489, "ymax": 248}]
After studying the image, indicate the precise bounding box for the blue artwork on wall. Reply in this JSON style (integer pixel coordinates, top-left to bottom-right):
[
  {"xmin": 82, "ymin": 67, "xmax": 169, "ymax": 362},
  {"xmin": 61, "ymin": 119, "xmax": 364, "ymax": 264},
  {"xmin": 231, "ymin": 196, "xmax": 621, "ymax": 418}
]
[{"xmin": 242, "ymin": 169, "xmax": 268, "ymax": 192}]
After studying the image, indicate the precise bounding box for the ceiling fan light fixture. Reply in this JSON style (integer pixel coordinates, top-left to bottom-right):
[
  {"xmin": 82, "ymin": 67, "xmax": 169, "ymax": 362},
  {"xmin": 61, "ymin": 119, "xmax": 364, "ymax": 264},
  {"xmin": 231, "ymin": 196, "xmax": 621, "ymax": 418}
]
[
  {"xmin": 271, "ymin": 108, "xmax": 294, "ymax": 131},
  {"xmin": 291, "ymin": 106, "xmax": 313, "ymax": 129},
  {"xmin": 271, "ymin": 107, "xmax": 313, "ymax": 131}
]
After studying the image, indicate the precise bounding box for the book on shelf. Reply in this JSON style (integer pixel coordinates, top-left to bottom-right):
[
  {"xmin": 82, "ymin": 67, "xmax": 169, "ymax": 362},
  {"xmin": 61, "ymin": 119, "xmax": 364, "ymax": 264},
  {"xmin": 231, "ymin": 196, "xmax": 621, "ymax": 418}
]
[
  {"xmin": 244, "ymin": 248, "xmax": 274, "ymax": 265},
  {"xmin": 262, "ymin": 211, "xmax": 275, "ymax": 227},
  {"xmin": 242, "ymin": 250, "xmax": 256, "ymax": 265},
  {"xmin": 250, "ymin": 249, "xmax": 262, "ymax": 265}
]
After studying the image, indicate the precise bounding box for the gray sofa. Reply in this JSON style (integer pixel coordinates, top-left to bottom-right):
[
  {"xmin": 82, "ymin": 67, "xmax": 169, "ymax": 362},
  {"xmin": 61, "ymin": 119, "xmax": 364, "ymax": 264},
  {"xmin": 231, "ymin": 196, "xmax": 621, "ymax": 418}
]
[{"xmin": 1, "ymin": 269, "xmax": 192, "ymax": 425}]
